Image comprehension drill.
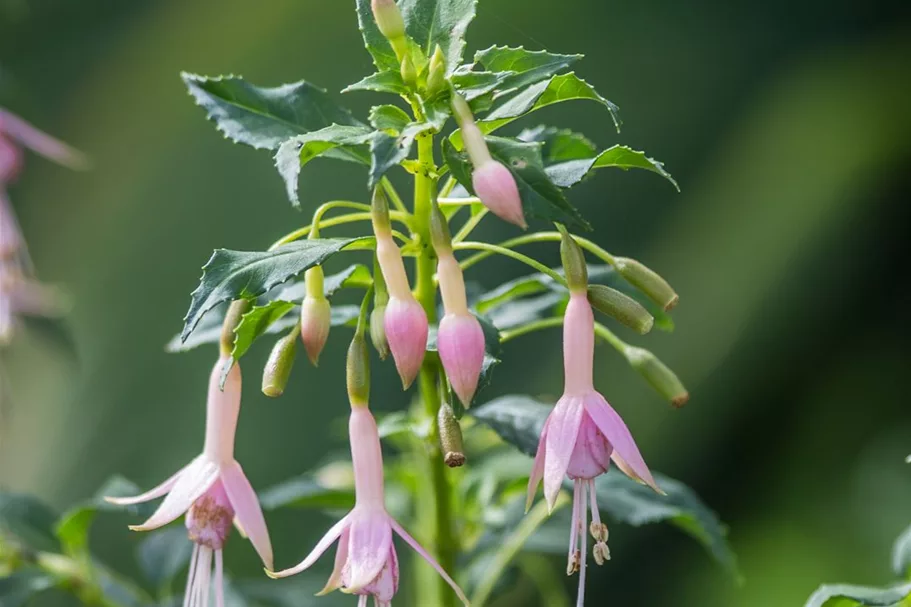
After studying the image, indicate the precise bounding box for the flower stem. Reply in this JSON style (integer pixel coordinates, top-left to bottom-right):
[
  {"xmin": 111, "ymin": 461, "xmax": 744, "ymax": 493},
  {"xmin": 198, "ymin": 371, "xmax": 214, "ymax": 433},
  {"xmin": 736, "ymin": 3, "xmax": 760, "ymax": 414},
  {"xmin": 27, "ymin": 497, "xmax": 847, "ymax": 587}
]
[
  {"xmin": 454, "ymin": 241, "xmax": 567, "ymax": 286},
  {"xmin": 500, "ymin": 316, "xmax": 565, "ymax": 343},
  {"xmin": 458, "ymin": 231, "xmax": 619, "ymax": 270},
  {"xmin": 413, "ymin": 131, "xmax": 458, "ymax": 607},
  {"xmin": 268, "ymin": 212, "xmax": 412, "ymax": 250}
]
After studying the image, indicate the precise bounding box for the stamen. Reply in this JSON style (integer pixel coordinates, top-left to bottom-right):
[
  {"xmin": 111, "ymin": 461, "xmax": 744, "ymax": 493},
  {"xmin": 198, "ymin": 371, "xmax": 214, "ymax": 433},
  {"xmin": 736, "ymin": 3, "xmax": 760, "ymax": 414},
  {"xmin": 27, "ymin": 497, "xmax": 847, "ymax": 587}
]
[
  {"xmin": 588, "ymin": 479, "xmax": 610, "ymax": 565},
  {"xmin": 576, "ymin": 481, "xmax": 588, "ymax": 607},
  {"xmin": 183, "ymin": 544, "xmax": 200, "ymax": 607},
  {"xmin": 358, "ymin": 595, "xmax": 368, "ymax": 607},
  {"xmin": 215, "ymin": 550, "xmax": 224, "ymax": 607},
  {"xmin": 566, "ymin": 480, "xmax": 582, "ymax": 575}
]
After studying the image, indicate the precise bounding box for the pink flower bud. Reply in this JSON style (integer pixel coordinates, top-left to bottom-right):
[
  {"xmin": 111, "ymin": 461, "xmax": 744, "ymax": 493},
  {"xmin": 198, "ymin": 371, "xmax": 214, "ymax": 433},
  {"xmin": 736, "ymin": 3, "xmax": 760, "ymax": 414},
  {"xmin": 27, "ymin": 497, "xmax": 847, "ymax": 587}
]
[
  {"xmin": 472, "ymin": 160, "xmax": 527, "ymax": 229},
  {"xmin": 0, "ymin": 136, "xmax": 23, "ymax": 183},
  {"xmin": 300, "ymin": 295, "xmax": 331, "ymax": 366},
  {"xmin": 437, "ymin": 312, "xmax": 485, "ymax": 407},
  {"xmin": 384, "ymin": 296, "xmax": 428, "ymax": 389}
]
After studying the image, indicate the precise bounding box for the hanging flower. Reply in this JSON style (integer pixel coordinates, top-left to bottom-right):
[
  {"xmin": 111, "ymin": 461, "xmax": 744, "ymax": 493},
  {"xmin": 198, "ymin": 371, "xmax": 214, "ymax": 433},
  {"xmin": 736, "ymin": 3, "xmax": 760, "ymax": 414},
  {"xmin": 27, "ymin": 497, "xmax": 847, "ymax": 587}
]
[{"xmin": 106, "ymin": 357, "xmax": 273, "ymax": 606}]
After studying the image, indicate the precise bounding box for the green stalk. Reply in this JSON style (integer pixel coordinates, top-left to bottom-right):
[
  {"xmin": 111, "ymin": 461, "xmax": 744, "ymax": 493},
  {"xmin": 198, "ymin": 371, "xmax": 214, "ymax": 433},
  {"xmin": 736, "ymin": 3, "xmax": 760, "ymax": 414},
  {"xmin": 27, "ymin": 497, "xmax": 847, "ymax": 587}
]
[{"xmin": 413, "ymin": 131, "xmax": 458, "ymax": 607}]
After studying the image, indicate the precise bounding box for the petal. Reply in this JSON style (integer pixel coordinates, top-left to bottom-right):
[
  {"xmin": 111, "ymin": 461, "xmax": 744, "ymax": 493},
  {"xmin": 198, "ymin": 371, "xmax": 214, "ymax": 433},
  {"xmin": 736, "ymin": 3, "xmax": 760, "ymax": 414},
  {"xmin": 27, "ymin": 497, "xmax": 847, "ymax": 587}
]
[
  {"xmin": 316, "ymin": 528, "xmax": 350, "ymax": 596},
  {"xmin": 0, "ymin": 109, "xmax": 88, "ymax": 170},
  {"xmin": 525, "ymin": 422, "xmax": 549, "ymax": 513},
  {"xmin": 267, "ymin": 513, "xmax": 352, "ymax": 578},
  {"xmin": 543, "ymin": 396, "xmax": 585, "ymax": 511},
  {"xmin": 583, "ymin": 393, "xmax": 662, "ymax": 494},
  {"xmin": 9, "ymin": 279, "xmax": 67, "ymax": 317},
  {"xmin": 105, "ymin": 458, "xmax": 195, "ymax": 506},
  {"xmin": 343, "ymin": 509, "xmax": 393, "ymax": 592},
  {"xmin": 129, "ymin": 457, "xmax": 219, "ymax": 531},
  {"xmin": 390, "ymin": 518, "xmax": 469, "ymax": 606},
  {"xmin": 221, "ymin": 461, "xmax": 273, "ymax": 569}
]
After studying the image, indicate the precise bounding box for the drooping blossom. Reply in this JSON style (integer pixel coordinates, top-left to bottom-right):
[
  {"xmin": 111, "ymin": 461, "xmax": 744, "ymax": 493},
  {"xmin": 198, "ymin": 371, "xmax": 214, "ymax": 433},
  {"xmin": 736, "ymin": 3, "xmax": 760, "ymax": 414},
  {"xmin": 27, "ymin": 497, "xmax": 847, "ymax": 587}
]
[
  {"xmin": 106, "ymin": 357, "xmax": 273, "ymax": 607},
  {"xmin": 300, "ymin": 266, "xmax": 332, "ymax": 365},
  {"xmin": 527, "ymin": 250, "xmax": 661, "ymax": 606}
]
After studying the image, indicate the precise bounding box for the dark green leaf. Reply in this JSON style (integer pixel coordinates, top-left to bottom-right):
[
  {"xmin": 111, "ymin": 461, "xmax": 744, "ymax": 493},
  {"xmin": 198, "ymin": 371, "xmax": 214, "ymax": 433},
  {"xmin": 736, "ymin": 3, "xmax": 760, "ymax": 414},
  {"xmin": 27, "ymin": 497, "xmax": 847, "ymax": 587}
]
[
  {"xmin": 0, "ymin": 491, "xmax": 59, "ymax": 552},
  {"xmin": 230, "ymin": 300, "xmax": 297, "ymax": 361},
  {"xmin": 273, "ymin": 264, "xmax": 373, "ymax": 302},
  {"xmin": 805, "ymin": 583, "xmax": 911, "ymax": 607},
  {"xmin": 517, "ymin": 126, "xmax": 598, "ymax": 164},
  {"xmin": 182, "ymin": 74, "xmax": 360, "ymax": 150},
  {"xmin": 451, "ymin": 70, "xmax": 515, "ymax": 102},
  {"xmin": 546, "ymin": 145, "xmax": 679, "ymax": 191},
  {"xmin": 893, "ymin": 524, "xmax": 911, "ymax": 577},
  {"xmin": 56, "ymin": 476, "xmax": 150, "ymax": 555},
  {"xmin": 355, "ymin": 0, "xmax": 399, "ymax": 72},
  {"xmin": 472, "ymin": 395, "xmax": 738, "ymax": 577},
  {"xmin": 259, "ymin": 475, "xmax": 355, "ymax": 511},
  {"xmin": 369, "ymin": 121, "xmax": 436, "ymax": 187},
  {"xmin": 443, "ymin": 135, "xmax": 590, "ymax": 230},
  {"xmin": 274, "ymin": 125, "xmax": 373, "ymax": 207},
  {"xmin": 180, "ymin": 238, "xmax": 371, "ymax": 343},
  {"xmin": 343, "ymin": 71, "xmax": 408, "ymax": 95},
  {"xmin": 22, "ymin": 316, "xmax": 79, "ymax": 361},
  {"xmin": 369, "ymin": 105, "xmax": 412, "ymax": 132},
  {"xmin": 0, "ymin": 569, "xmax": 55, "ymax": 607},
  {"xmin": 400, "ymin": 0, "xmax": 477, "ymax": 75},
  {"xmin": 473, "ymin": 46, "xmax": 582, "ymax": 94},
  {"xmin": 136, "ymin": 527, "xmax": 193, "ymax": 589}
]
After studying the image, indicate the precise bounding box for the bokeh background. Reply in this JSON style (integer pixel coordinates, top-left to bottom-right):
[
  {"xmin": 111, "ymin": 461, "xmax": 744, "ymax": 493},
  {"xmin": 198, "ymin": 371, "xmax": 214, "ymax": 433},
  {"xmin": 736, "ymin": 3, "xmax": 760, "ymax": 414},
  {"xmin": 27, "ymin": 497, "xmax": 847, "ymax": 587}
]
[{"xmin": 2, "ymin": 0, "xmax": 911, "ymax": 605}]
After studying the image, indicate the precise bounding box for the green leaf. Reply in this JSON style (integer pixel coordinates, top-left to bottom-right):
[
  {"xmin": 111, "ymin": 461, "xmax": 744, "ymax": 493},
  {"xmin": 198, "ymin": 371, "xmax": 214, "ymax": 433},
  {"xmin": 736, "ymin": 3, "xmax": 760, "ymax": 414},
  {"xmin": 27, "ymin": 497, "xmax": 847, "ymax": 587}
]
[
  {"xmin": 274, "ymin": 264, "xmax": 373, "ymax": 302},
  {"xmin": 0, "ymin": 491, "xmax": 59, "ymax": 552},
  {"xmin": 343, "ymin": 71, "xmax": 408, "ymax": 95},
  {"xmin": 56, "ymin": 476, "xmax": 149, "ymax": 555},
  {"xmin": 136, "ymin": 527, "xmax": 194, "ymax": 589},
  {"xmin": 369, "ymin": 121, "xmax": 436, "ymax": 187},
  {"xmin": 182, "ymin": 74, "xmax": 360, "ymax": 151},
  {"xmin": 517, "ymin": 126, "xmax": 598, "ymax": 164},
  {"xmin": 482, "ymin": 73, "xmax": 620, "ymax": 134},
  {"xmin": 443, "ymin": 135, "xmax": 591, "ymax": 230},
  {"xmin": 370, "ymin": 105, "xmax": 412, "ymax": 132},
  {"xmin": 274, "ymin": 125, "xmax": 373, "ymax": 207},
  {"xmin": 230, "ymin": 300, "xmax": 297, "ymax": 361},
  {"xmin": 473, "ymin": 46, "xmax": 582, "ymax": 94},
  {"xmin": 355, "ymin": 0, "xmax": 399, "ymax": 72},
  {"xmin": 451, "ymin": 70, "xmax": 516, "ymax": 102},
  {"xmin": 546, "ymin": 144, "xmax": 679, "ymax": 191},
  {"xmin": 0, "ymin": 569, "xmax": 55, "ymax": 607},
  {"xmin": 805, "ymin": 583, "xmax": 911, "ymax": 607},
  {"xmin": 180, "ymin": 238, "xmax": 370, "ymax": 343},
  {"xmin": 471, "ymin": 395, "xmax": 738, "ymax": 577},
  {"xmin": 893, "ymin": 524, "xmax": 911, "ymax": 576},
  {"xmin": 259, "ymin": 474, "xmax": 355, "ymax": 511},
  {"xmin": 400, "ymin": 0, "xmax": 476, "ymax": 75}
]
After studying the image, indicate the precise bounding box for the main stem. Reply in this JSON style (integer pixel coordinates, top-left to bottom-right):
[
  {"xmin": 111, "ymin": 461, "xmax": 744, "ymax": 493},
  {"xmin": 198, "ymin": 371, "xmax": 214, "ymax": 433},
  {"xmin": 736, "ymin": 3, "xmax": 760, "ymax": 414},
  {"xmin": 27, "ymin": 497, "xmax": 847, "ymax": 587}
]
[{"xmin": 413, "ymin": 131, "xmax": 457, "ymax": 607}]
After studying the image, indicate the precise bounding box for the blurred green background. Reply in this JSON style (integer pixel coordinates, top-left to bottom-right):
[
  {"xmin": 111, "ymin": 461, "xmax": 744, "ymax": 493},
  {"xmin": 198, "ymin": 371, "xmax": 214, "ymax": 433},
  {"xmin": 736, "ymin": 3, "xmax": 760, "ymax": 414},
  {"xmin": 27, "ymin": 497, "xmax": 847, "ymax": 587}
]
[{"xmin": 2, "ymin": 0, "xmax": 911, "ymax": 605}]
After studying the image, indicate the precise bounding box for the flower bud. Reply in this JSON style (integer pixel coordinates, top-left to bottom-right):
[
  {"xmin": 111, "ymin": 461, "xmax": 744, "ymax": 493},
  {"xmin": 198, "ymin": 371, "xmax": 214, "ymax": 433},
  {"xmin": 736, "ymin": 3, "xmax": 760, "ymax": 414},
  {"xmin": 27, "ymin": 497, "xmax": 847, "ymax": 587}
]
[
  {"xmin": 559, "ymin": 226, "xmax": 587, "ymax": 291},
  {"xmin": 425, "ymin": 45, "xmax": 447, "ymax": 97},
  {"xmin": 300, "ymin": 267, "xmax": 331, "ymax": 365},
  {"xmin": 450, "ymin": 93, "xmax": 472, "ymax": 127},
  {"xmin": 624, "ymin": 346, "xmax": 689, "ymax": 407},
  {"xmin": 370, "ymin": 305, "xmax": 389, "ymax": 360},
  {"xmin": 371, "ymin": 186, "xmax": 393, "ymax": 237},
  {"xmin": 347, "ymin": 331, "xmax": 371, "ymax": 406},
  {"xmin": 400, "ymin": 54, "xmax": 417, "ymax": 89},
  {"xmin": 430, "ymin": 201, "xmax": 453, "ymax": 255},
  {"xmin": 262, "ymin": 329, "xmax": 298, "ymax": 398},
  {"xmin": 587, "ymin": 285, "xmax": 654, "ymax": 335},
  {"xmin": 371, "ymin": 0, "xmax": 405, "ymax": 41},
  {"xmin": 615, "ymin": 257, "xmax": 679, "ymax": 311},
  {"xmin": 438, "ymin": 312, "xmax": 485, "ymax": 408},
  {"xmin": 472, "ymin": 160, "xmax": 527, "ymax": 229},
  {"xmin": 384, "ymin": 296, "xmax": 428, "ymax": 389},
  {"xmin": 438, "ymin": 403, "xmax": 466, "ymax": 467}
]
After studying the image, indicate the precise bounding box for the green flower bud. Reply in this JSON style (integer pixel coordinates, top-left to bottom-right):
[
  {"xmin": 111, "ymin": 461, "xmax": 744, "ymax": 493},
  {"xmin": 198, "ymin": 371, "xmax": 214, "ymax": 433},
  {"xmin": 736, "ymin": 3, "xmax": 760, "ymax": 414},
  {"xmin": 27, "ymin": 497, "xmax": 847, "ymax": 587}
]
[
  {"xmin": 559, "ymin": 225, "xmax": 588, "ymax": 292},
  {"xmin": 400, "ymin": 54, "xmax": 417, "ymax": 89},
  {"xmin": 371, "ymin": 187, "xmax": 392, "ymax": 236},
  {"xmin": 371, "ymin": 0, "xmax": 405, "ymax": 41},
  {"xmin": 262, "ymin": 329, "xmax": 298, "ymax": 398},
  {"xmin": 587, "ymin": 285, "xmax": 655, "ymax": 335},
  {"xmin": 426, "ymin": 45, "xmax": 447, "ymax": 96},
  {"xmin": 438, "ymin": 403, "xmax": 466, "ymax": 467},
  {"xmin": 624, "ymin": 346, "xmax": 689, "ymax": 408},
  {"xmin": 370, "ymin": 305, "xmax": 389, "ymax": 360},
  {"xmin": 450, "ymin": 92, "xmax": 473, "ymax": 127},
  {"xmin": 430, "ymin": 201, "xmax": 453, "ymax": 254},
  {"xmin": 615, "ymin": 257, "xmax": 679, "ymax": 311},
  {"xmin": 347, "ymin": 332, "xmax": 371, "ymax": 406}
]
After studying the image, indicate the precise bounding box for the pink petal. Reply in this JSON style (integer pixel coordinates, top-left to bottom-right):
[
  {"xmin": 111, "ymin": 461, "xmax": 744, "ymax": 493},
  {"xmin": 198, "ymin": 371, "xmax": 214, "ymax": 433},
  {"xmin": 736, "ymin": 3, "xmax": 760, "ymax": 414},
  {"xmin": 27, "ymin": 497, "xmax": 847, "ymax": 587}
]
[
  {"xmin": 0, "ymin": 189, "xmax": 23, "ymax": 257},
  {"xmin": 0, "ymin": 109, "xmax": 88, "ymax": 170},
  {"xmin": 104, "ymin": 458, "xmax": 194, "ymax": 506},
  {"xmin": 316, "ymin": 528, "xmax": 350, "ymax": 596},
  {"xmin": 543, "ymin": 395, "xmax": 585, "ymax": 511},
  {"xmin": 583, "ymin": 392, "xmax": 662, "ymax": 494},
  {"xmin": 525, "ymin": 421, "xmax": 549, "ymax": 513},
  {"xmin": 9, "ymin": 279, "xmax": 66, "ymax": 317},
  {"xmin": 221, "ymin": 461, "xmax": 273, "ymax": 570},
  {"xmin": 268, "ymin": 513, "xmax": 352, "ymax": 578},
  {"xmin": 343, "ymin": 509, "xmax": 393, "ymax": 592},
  {"xmin": 389, "ymin": 518, "xmax": 469, "ymax": 606},
  {"xmin": 129, "ymin": 457, "xmax": 219, "ymax": 531}
]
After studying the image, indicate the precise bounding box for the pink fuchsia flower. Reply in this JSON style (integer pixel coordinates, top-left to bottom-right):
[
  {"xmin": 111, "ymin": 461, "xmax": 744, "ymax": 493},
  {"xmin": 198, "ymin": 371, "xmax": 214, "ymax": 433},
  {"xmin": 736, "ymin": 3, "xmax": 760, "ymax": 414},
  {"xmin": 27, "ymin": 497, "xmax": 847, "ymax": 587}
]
[
  {"xmin": 436, "ymin": 254, "xmax": 485, "ymax": 407},
  {"xmin": 106, "ymin": 357, "xmax": 273, "ymax": 607},
  {"xmin": 526, "ymin": 291, "xmax": 661, "ymax": 606},
  {"xmin": 268, "ymin": 406, "xmax": 468, "ymax": 607}
]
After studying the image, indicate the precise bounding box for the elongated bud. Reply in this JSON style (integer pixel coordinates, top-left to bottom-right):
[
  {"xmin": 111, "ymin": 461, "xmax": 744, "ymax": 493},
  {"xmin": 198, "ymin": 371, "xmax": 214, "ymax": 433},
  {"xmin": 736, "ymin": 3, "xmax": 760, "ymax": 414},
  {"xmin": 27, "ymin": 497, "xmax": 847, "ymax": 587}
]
[
  {"xmin": 587, "ymin": 285, "xmax": 654, "ymax": 335},
  {"xmin": 472, "ymin": 161, "xmax": 526, "ymax": 229},
  {"xmin": 220, "ymin": 299, "xmax": 251, "ymax": 356},
  {"xmin": 430, "ymin": 201, "xmax": 453, "ymax": 255},
  {"xmin": 262, "ymin": 329, "xmax": 298, "ymax": 397},
  {"xmin": 384, "ymin": 297, "xmax": 428, "ymax": 389},
  {"xmin": 559, "ymin": 226, "xmax": 588, "ymax": 292},
  {"xmin": 371, "ymin": 187, "xmax": 392, "ymax": 236},
  {"xmin": 438, "ymin": 403, "xmax": 466, "ymax": 467},
  {"xmin": 624, "ymin": 346, "xmax": 689, "ymax": 408},
  {"xmin": 400, "ymin": 54, "xmax": 417, "ymax": 89},
  {"xmin": 371, "ymin": 0, "xmax": 405, "ymax": 41},
  {"xmin": 451, "ymin": 93, "xmax": 473, "ymax": 127},
  {"xmin": 426, "ymin": 45, "xmax": 447, "ymax": 96},
  {"xmin": 347, "ymin": 332, "xmax": 371, "ymax": 406},
  {"xmin": 438, "ymin": 312, "xmax": 485, "ymax": 407},
  {"xmin": 299, "ymin": 266, "xmax": 331, "ymax": 365},
  {"xmin": 615, "ymin": 257, "xmax": 679, "ymax": 311},
  {"xmin": 370, "ymin": 258, "xmax": 390, "ymax": 359}
]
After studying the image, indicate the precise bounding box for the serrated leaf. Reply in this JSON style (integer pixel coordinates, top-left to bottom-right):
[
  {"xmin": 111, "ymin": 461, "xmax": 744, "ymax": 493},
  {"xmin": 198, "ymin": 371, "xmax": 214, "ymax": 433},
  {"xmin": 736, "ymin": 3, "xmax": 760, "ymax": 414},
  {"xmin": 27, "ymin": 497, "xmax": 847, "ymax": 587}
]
[
  {"xmin": 274, "ymin": 125, "xmax": 373, "ymax": 207},
  {"xmin": 893, "ymin": 524, "xmax": 911, "ymax": 577},
  {"xmin": 443, "ymin": 135, "xmax": 590, "ymax": 230},
  {"xmin": 369, "ymin": 121, "xmax": 436, "ymax": 187},
  {"xmin": 451, "ymin": 70, "xmax": 516, "ymax": 102},
  {"xmin": 355, "ymin": 0, "xmax": 400, "ymax": 72},
  {"xmin": 0, "ymin": 491, "xmax": 59, "ymax": 552},
  {"xmin": 136, "ymin": 527, "xmax": 194, "ymax": 589},
  {"xmin": 259, "ymin": 474, "xmax": 355, "ymax": 511},
  {"xmin": 344, "ymin": 71, "xmax": 408, "ymax": 95},
  {"xmin": 472, "ymin": 395, "xmax": 738, "ymax": 577},
  {"xmin": 274, "ymin": 264, "xmax": 373, "ymax": 303},
  {"xmin": 473, "ymin": 46, "xmax": 582, "ymax": 94},
  {"xmin": 805, "ymin": 583, "xmax": 911, "ymax": 607},
  {"xmin": 400, "ymin": 0, "xmax": 476, "ymax": 75},
  {"xmin": 0, "ymin": 569, "xmax": 55, "ymax": 607},
  {"xmin": 547, "ymin": 144, "xmax": 679, "ymax": 191},
  {"xmin": 230, "ymin": 300, "xmax": 297, "ymax": 362},
  {"xmin": 370, "ymin": 105, "xmax": 412, "ymax": 132},
  {"xmin": 180, "ymin": 238, "xmax": 370, "ymax": 343},
  {"xmin": 518, "ymin": 126, "xmax": 598, "ymax": 164},
  {"xmin": 182, "ymin": 74, "xmax": 360, "ymax": 151}
]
